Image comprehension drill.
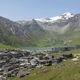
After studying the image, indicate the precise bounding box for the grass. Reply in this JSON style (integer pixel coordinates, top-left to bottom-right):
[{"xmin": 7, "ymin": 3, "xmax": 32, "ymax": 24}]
[
  {"xmin": 0, "ymin": 43, "xmax": 12, "ymax": 49},
  {"xmin": 51, "ymin": 49, "xmax": 80, "ymax": 57},
  {"xmin": 29, "ymin": 39, "xmax": 64, "ymax": 47}
]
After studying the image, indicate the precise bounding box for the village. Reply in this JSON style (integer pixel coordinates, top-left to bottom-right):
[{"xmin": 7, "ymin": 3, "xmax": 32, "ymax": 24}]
[{"xmin": 0, "ymin": 46, "xmax": 79, "ymax": 80}]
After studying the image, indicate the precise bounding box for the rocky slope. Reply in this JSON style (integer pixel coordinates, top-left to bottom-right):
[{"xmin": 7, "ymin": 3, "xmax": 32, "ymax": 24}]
[{"xmin": 0, "ymin": 16, "xmax": 46, "ymax": 47}]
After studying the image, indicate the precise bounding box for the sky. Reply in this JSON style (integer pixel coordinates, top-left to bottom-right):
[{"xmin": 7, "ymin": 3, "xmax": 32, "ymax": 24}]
[{"xmin": 0, "ymin": 0, "xmax": 80, "ymax": 20}]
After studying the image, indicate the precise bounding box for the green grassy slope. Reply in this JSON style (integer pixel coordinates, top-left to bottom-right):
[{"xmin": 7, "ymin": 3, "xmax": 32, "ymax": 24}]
[{"xmin": 0, "ymin": 43, "xmax": 12, "ymax": 48}]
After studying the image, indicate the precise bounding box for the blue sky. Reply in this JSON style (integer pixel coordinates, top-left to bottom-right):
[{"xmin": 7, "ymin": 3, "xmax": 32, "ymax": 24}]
[{"xmin": 0, "ymin": 0, "xmax": 80, "ymax": 20}]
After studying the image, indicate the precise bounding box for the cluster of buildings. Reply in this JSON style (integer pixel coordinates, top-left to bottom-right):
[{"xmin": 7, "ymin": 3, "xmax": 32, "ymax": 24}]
[{"xmin": 0, "ymin": 48, "xmax": 74, "ymax": 80}]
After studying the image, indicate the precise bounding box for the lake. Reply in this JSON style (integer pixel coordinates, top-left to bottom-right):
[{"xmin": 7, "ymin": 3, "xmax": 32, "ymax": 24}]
[{"xmin": 24, "ymin": 46, "xmax": 71, "ymax": 52}]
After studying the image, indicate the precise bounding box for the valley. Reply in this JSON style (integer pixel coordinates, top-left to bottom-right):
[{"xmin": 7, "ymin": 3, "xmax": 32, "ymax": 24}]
[{"xmin": 0, "ymin": 12, "xmax": 80, "ymax": 80}]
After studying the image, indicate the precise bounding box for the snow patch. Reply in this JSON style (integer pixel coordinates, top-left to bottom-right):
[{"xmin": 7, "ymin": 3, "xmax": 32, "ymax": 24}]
[
  {"xmin": 50, "ymin": 16, "xmax": 62, "ymax": 21},
  {"xmin": 17, "ymin": 12, "xmax": 74, "ymax": 23},
  {"xmin": 62, "ymin": 12, "xmax": 74, "ymax": 19}
]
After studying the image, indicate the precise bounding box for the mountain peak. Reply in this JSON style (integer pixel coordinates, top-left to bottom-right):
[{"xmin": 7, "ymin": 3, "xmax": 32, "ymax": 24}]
[
  {"xmin": 62, "ymin": 12, "xmax": 74, "ymax": 19},
  {"xmin": 63, "ymin": 12, "xmax": 73, "ymax": 15}
]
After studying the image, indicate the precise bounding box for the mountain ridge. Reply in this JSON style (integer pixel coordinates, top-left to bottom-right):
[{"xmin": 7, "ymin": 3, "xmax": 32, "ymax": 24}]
[{"xmin": 0, "ymin": 12, "xmax": 80, "ymax": 47}]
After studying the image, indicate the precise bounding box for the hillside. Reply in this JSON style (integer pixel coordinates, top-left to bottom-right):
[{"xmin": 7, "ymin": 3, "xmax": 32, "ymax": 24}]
[
  {"xmin": 0, "ymin": 12, "xmax": 80, "ymax": 47},
  {"xmin": 16, "ymin": 12, "xmax": 80, "ymax": 46},
  {"xmin": 0, "ymin": 17, "xmax": 46, "ymax": 47},
  {"xmin": 7, "ymin": 49, "xmax": 80, "ymax": 80}
]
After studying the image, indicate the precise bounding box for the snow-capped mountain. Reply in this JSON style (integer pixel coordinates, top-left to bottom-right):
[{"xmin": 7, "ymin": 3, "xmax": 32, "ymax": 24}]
[
  {"xmin": 50, "ymin": 12, "xmax": 74, "ymax": 21},
  {"xmin": 35, "ymin": 12, "xmax": 74, "ymax": 22},
  {"xmin": 0, "ymin": 12, "xmax": 80, "ymax": 46},
  {"xmin": 17, "ymin": 12, "xmax": 74, "ymax": 23},
  {"xmin": 17, "ymin": 12, "xmax": 76, "ymax": 33}
]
